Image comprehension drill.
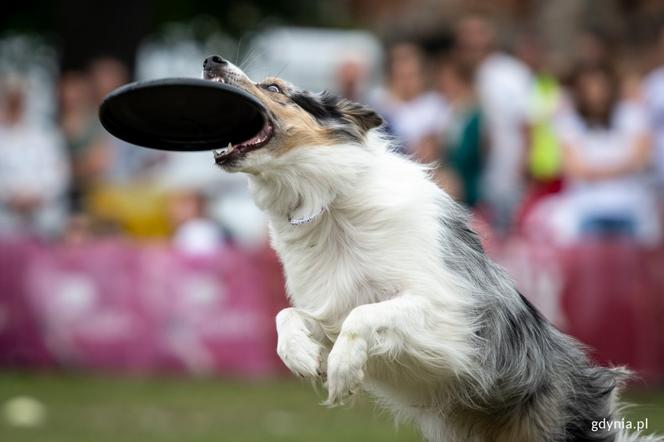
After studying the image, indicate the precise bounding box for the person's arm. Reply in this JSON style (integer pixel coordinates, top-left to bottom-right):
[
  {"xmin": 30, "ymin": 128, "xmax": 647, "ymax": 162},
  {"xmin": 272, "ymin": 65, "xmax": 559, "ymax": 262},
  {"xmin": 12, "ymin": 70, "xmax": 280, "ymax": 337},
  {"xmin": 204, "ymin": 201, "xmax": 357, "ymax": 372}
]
[
  {"xmin": 620, "ymin": 132, "xmax": 652, "ymax": 173},
  {"xmin": 563, "ymin": 133, "xmax": 652, "ymax": 181},
  {"xmin": 413, "ymin": 133, "xmax": 442, "ymax": 164}
]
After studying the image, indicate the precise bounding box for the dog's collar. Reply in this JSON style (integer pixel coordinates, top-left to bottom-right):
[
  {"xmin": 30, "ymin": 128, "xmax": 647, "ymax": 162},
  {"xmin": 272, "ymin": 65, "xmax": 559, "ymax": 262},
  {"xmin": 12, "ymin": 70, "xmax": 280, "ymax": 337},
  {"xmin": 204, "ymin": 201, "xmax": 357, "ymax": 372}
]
[{"xmin": 288, "ymin": 206, "xmax": 325, "ymax": 225}]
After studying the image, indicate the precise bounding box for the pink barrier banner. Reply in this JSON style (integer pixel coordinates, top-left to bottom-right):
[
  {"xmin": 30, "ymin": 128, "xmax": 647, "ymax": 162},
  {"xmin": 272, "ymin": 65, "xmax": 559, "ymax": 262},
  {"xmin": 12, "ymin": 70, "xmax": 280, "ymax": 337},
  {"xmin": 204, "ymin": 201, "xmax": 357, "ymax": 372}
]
[
  {"xmin": 490, "ymin": 236, "xmax": 664, "ymax": 384},
  {"xmin": 1, "ymin": 236, "xmax": 662, "ymax": 382},
  {"xmin": 0, "ymin": 238, "xmax": 287, "ymax": 376},
  {"xmin": 560, "ymin": 241, "xmax": 664, "ymax": 383},
  {"xmin": 0, "ymin": 239, "xmax": 53, "ymax": 367}
]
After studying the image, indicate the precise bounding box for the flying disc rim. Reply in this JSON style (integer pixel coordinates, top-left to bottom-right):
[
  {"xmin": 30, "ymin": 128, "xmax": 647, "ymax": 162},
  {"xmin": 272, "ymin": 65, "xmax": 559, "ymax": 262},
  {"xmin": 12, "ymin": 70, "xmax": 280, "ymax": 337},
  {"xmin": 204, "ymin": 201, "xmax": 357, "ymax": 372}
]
[{"xmin": 99, "ymin": 78, "xmax": 267, "ymax": 151}]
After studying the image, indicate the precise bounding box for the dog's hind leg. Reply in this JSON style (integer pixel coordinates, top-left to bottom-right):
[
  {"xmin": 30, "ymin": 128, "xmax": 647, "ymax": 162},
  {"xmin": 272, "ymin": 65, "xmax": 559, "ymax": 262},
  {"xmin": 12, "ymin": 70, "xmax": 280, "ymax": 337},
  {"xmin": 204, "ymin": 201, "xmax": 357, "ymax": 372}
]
[
  {"xmin": 324, "ymin": 294, "xmax": 473, "ymax": 407},
  {"xmin": 276, "ymin": 308, "xmax": 328, "ymax": 378}
]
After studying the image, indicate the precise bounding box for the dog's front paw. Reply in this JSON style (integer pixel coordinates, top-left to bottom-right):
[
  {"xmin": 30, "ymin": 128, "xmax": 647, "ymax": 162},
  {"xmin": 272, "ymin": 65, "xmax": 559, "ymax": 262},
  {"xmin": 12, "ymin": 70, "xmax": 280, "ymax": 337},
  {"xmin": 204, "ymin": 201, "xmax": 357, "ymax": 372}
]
[
  {"xmin": 277, "ymin": 331, "xmax": 325, "ymax": 378},
  {"xmin": 324, "ymin": 333, "xmax": 368, "ymax": 407}
]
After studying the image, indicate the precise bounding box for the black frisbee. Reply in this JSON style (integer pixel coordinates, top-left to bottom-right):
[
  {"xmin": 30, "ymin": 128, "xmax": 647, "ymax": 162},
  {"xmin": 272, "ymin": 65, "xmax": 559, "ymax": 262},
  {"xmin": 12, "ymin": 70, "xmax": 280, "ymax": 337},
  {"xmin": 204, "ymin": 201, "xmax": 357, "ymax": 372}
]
[{"xmin": 99, "ymin": 78, "xmax": 267, "ymax": 151}]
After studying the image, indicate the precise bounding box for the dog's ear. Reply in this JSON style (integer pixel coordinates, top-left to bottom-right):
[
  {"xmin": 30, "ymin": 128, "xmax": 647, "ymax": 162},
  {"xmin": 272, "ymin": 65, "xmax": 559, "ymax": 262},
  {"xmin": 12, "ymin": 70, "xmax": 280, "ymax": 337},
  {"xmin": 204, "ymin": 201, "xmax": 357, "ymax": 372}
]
[
  {"xmin": 291, "ymin": 90, "xmax": 383, "ymax": 137},
  {"xmin": 338, "ymin": 99, "xmax": 384, "ymax": 133}
]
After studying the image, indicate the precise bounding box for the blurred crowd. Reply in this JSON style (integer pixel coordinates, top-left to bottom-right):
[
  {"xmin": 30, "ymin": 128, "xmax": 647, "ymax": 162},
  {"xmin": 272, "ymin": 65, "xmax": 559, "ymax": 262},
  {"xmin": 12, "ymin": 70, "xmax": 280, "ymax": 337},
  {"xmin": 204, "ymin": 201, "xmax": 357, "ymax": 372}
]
[
  {"xmin": 0, "ymin": 54, "xmax": 247, "ymax": 252},
  {"xmin": 370, "ymin": 15, "xmax": 664, "ymax": 246},
  {"xmin": 0, "ymin": 57, "xmax": 162, "ymax": 240},
  {"xmin": 2, "ymin": 13, "xmax": 664, "ymax": 249}
]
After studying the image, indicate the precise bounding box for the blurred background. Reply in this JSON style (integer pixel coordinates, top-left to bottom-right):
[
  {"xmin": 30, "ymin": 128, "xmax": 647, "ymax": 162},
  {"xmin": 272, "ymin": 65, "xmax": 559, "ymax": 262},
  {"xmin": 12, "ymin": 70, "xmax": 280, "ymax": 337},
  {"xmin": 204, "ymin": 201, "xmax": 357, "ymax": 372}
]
[{"xmin": 1, "ymin": 0, "xmax": 664, "ymax": 441}]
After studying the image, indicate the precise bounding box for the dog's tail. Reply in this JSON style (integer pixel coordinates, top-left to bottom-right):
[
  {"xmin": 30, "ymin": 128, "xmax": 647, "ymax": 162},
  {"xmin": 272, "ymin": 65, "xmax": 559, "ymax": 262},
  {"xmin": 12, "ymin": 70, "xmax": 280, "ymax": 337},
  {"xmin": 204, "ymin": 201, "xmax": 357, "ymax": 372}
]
[
  {"xmin": 572, "ymin": 366, "xmax": 662, "ymax": 442},
  {"xmin": 612, "ymin": 368, "xmax": 663, "ymax": 442}
]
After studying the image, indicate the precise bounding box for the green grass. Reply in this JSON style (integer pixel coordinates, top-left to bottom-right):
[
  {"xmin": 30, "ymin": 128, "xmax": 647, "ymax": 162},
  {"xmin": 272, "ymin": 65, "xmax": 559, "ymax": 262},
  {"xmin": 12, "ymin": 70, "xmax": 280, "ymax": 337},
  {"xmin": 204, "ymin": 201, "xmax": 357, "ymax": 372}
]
[
  {"xmin": 0, "ymin": 372, "xmax": 419, "ymax": 442},
  {"xmin": 0, "ymin": 372, "xmax": 662, "ymax": 442}
]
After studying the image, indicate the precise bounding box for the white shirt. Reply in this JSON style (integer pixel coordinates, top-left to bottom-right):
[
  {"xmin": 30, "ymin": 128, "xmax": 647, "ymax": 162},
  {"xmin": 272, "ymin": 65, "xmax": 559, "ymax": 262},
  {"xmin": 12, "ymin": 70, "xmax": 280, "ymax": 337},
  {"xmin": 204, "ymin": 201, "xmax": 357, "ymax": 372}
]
[
  {"xmin": 554, "ymin": 103, "xmax": 660, "ymax": 243},
  {"xmin": 0, "ymin": 122, "xmax": 69, "ymax": 202},
  {"xmin": 370, "ymin": 90, "xmax": 449, "ymax": 152},
  {"xmin": 476, "ymin": 53, "xmax": 533, "ymax": 196},
  {"xmin": 643, "ymin": 66, "xmax": 664, "ymax": 189}
]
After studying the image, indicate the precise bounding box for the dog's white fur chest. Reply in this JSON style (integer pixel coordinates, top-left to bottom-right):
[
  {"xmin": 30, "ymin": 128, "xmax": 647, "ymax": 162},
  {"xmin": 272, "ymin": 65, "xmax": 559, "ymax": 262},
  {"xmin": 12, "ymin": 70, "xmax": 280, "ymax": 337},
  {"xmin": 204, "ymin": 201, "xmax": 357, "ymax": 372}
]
[{"xmin": 247, "ymin": 137, "xmax": 465, "ymax": 331}]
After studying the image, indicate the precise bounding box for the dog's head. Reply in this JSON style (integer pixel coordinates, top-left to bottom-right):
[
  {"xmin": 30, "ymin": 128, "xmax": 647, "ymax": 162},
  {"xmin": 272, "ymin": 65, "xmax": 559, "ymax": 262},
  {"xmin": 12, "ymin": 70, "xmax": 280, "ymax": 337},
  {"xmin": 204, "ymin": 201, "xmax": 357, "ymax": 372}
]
[{"xmin": 202, "ymin": 55, "xmax": 383, "ymax": 172}]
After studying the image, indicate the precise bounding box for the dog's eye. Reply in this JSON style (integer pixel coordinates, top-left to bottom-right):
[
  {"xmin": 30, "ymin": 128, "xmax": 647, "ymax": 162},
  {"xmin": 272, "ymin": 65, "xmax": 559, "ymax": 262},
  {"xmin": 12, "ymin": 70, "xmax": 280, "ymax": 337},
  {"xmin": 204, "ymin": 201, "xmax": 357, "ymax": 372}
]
[{"xmin": 266, "ymin": 84, "xmax": 281, "ymax": 93}]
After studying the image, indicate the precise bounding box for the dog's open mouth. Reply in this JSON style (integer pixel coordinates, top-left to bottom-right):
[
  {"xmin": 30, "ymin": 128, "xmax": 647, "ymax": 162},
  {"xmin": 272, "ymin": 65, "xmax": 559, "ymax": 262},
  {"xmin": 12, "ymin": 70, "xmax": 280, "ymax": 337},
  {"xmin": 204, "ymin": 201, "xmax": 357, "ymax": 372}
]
[
  {"xmin": 213, "ymin": 119, "xmax": 273, "ymax": 165},
  {"xmin": 205, "ymin": 75, "xmax": 274, "ymax": 165}
]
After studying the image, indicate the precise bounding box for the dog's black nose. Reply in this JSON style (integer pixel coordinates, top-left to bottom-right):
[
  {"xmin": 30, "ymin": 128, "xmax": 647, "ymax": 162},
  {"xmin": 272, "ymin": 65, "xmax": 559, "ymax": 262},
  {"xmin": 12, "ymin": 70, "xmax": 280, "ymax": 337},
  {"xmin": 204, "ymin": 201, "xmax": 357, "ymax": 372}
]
[{"xmin": 203, "ymin": 55, "xmax": 227, "ymax": 68}]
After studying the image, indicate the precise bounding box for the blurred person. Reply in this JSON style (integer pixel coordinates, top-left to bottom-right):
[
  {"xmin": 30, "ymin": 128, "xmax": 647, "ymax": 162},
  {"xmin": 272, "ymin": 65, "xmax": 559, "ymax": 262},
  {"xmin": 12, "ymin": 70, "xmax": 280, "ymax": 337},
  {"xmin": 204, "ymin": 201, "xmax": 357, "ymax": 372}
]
[
  {"xmin": 167, "ymin": 190, "xmax": 225, "ymax": 256},
  {"xmin": 643, "ymin": 25, "xmax": 664, "ymax": 204},
  {"xmin": 455, "ymin": 14, "xmax": 533, "ymax": 235},
  {"xmin": 369, "ymin": 42, "xmax": 448, "ymax": 154},
  {"xmin": 58, "ymin": 70, "xmax": 109, "ymax": 211},
  {"xmin": 0, "ymin": 75, "xmax": 70, "ymax": 238},
  {"xmin": 71, "ymin": 57, "xmax": 167, "ymax": 237},
  {"xmin": 515, "ymin": 32, "xmax": 565, "ymax": 226},
  {"xmin": 335, "ymin": 55, "xmax": 367, "ymax": 102},
  {"xmin": 554, "ymin": 64, "xmax": 660, "ymax": 244},
  {"xmin": 88, "ymin": 57, "xmax": 164, "ymax": 183},
  {"xmin": 432, "ymin": 58, "xmax": 483, "ymax": 207}
]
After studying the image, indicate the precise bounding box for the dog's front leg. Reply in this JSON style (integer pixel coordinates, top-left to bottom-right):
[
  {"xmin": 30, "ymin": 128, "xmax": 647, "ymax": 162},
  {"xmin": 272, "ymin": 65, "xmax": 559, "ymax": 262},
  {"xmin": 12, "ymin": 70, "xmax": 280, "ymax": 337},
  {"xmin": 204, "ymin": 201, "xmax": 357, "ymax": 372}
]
[
  {"xmin": 325, "ymin": 294, "xmax": 466, "ymax": 406},
  {"xmin": 276, "ymin": 308, "xmax": 327, "ymax": 378}
]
